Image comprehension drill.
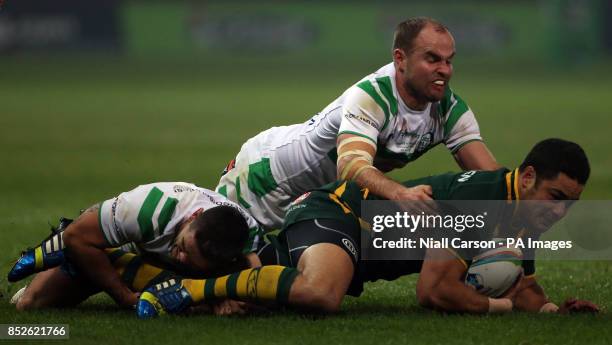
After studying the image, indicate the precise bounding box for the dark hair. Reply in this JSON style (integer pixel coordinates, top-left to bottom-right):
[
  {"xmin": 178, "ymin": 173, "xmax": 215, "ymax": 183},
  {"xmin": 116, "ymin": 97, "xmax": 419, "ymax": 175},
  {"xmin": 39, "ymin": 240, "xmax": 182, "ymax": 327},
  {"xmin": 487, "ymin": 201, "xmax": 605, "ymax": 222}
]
[
  {"xmin": 192, "ymin": 206, "xmax": 249, "ymax": 266},
  {"xmin": 393, "ymin": 17, "xmax": 449, "ymax": 53},
  {"xmin": 520, "ymin": 138, "xmax": 590, "ymax": 185}
]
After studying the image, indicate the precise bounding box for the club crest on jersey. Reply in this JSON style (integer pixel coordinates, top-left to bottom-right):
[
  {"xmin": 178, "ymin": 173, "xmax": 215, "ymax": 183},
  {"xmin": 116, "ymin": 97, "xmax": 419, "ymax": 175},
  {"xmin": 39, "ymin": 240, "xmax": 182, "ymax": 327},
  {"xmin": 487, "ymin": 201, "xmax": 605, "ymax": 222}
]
[{"xmin": 416, "ymin": 132, "xmax": 433, "ymax": 153}]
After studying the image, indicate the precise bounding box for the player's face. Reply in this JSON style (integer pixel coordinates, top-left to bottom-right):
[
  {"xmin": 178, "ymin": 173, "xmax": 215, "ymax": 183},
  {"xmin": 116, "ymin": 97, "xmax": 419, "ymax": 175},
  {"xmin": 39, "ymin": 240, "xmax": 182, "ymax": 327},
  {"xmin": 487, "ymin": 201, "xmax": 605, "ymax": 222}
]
[
  {"xmin": 171, "ymin": 226, "xmax": 211, "ymax": 272},
  {"xmin": 519, "ymin": 171, "xmax": 584, "ymax": 233},
  {"xmin": 394, "ymin": 25, "xmax": 455, "ymax": 110}
]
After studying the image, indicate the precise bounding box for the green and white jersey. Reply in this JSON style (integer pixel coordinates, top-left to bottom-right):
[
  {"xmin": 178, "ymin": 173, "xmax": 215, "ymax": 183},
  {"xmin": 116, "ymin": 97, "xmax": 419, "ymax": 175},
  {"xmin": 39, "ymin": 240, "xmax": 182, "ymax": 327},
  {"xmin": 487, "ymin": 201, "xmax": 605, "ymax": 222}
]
[
  {"xmin": 98, "ymin": 182, "xmax": 262, "ymax": 264},
  {"xmin": 217, "ymin": 62, "xmax": 482, "ymax": 230},
  {"xmin": 339, "ymin": 63, "xmax": 481, "ymax": 169}
]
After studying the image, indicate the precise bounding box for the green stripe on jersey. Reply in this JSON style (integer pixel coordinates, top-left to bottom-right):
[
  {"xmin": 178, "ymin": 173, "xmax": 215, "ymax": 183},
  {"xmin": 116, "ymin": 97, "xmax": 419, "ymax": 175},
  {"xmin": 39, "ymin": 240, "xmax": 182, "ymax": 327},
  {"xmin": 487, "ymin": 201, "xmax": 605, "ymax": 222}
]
[
  {"xmin": 357, "ymin": 80, "xmax": 390, "ymax": 130},
  {"xmin": 247, "ymin": 158, "xmax": 278, "ymax": 198},
  {"xmin": 439, "ymin": 87, "xmax": 453, "ymax": 115},
  {"xmin": 217, "ymin": 185, "xmax": 228, "ymax": 197},
  {"xmin": 157, "ymin": 197, "xmax": 178, "ymax": 235},
  {"xmin": 375, "ymin": 76, "xmax": 398, "ymax": 116},
  {"xmin": 235, "ymin": 177, "xmax": 251, "ymax": 209},
  {"xmin": 337, "ymin": 131, "xmax": 377, "ymax": 145},
  {"xmin": 243, "ymin": 226, "xmax": 260, "ymax": 254},
  {"xmin": 137, "ymin": 187, "xmax": 164, "ymax": 242},
  {"xmin": 442, "ymin": 88, "xmax": 469, "ymax": 138}
]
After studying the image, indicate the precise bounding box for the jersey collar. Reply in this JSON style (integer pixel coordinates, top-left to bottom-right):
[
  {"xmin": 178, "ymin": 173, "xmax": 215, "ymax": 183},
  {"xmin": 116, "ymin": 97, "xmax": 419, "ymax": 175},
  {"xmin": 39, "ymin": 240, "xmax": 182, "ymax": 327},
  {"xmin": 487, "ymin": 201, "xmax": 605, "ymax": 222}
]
[{"xmin": 505, "ymin": 168, "xmax": 520, "ymax": 202}]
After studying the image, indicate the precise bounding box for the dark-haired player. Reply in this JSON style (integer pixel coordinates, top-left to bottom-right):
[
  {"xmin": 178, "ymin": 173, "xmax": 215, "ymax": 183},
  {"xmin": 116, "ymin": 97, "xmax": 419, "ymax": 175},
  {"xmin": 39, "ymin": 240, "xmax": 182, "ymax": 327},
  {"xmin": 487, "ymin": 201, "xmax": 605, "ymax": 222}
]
[
  {"xmin": 140, "ymin": 139, "xmax": 598, "ymax": 316},
  {"xmin": 9, "ymin": 182, "xmax": 262, "ymax": 310}
]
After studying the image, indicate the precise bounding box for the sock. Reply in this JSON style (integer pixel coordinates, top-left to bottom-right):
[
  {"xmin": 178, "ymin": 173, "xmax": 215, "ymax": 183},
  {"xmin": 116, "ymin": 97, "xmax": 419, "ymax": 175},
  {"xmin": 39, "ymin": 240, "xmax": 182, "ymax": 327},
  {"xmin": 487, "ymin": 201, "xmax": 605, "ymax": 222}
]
[
  {"xmin": 106, "ymin": 248, "xmax": 179, "ymax": 292},
  {"xmin": 181, "ymin": 265, "xmax": 299, "ymax": 305}
]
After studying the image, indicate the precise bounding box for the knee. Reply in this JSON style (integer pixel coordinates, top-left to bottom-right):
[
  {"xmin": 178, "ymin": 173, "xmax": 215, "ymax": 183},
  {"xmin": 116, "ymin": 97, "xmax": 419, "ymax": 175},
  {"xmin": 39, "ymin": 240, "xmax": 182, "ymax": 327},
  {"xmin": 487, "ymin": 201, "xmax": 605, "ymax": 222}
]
[
  {"xmin": 15, "ymin": 285, "xmax": 50, "ymax": 311},
  {"xmin": 15, "ymin": 291, "xmax": 36, "ymax": 311},
  {"xmin": 292, "ymin": 279, "xmax": 344, "ymax": 313}
]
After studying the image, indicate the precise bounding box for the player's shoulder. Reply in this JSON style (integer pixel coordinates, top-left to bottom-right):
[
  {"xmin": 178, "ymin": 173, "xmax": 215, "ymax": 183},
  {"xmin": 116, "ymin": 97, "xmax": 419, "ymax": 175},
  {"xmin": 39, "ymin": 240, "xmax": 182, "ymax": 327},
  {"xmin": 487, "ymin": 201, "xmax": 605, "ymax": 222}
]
[
  {"xmin": 444, "ymin": 168, "xmax": 511, "ymax": 200},
  {"xmin": 344, "ymin": 63, "xmax": 398, "ymax": 113},
  {"xmin": 437, "ymin": 86, "xmax": 471, "ymax": 119},
  {"xmin": 125, "ymin": 182, "xmax": 198, "ymax": 194},
  {"xmin": 402, "ymin": 168, "xmax": 511, "ymax": 200}
]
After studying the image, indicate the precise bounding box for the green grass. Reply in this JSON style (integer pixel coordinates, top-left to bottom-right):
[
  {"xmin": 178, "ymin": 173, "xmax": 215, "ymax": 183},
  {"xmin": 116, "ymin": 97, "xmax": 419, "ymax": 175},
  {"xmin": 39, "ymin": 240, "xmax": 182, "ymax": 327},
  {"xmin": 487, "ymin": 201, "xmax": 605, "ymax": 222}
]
[{"xmin": 1, "ymin": 56, "xmax": 611, "ymax": 344}]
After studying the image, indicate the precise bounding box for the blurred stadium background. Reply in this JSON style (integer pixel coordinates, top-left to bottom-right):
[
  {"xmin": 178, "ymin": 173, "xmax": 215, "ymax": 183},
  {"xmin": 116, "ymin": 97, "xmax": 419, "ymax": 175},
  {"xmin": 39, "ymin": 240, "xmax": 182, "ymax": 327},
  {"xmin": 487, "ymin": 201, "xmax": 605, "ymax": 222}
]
[{"xmin": 1, "ymin": 1, "xmax": 611, "ymax": 344}]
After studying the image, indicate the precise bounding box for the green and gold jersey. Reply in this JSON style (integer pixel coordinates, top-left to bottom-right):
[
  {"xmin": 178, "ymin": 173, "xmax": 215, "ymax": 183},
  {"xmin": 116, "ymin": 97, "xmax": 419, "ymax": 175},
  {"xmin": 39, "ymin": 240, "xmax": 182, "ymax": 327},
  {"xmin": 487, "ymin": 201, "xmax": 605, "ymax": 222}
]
[
  {"xmin": 402, "ymin": 168, "xmax": 535, "ymax": 276},
  {"xmin": 281, "ymin": 168, "xmax": 536, "ymax": 277},
  {"xmin": 401, "ymin": 168, "xmax": 515, "ymax": 200},
  {"xmin": 283, "ymin": 168, "xmax": 517, "ymax": 227},
  {"xmin": 283, "ymin": 180, "xmax": 369, "ymax": 229}
]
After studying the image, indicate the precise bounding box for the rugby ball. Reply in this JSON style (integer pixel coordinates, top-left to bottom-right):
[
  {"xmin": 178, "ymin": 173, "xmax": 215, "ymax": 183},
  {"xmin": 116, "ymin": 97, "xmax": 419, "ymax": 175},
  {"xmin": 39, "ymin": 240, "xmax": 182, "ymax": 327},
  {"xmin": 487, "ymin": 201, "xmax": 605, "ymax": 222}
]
[{"xmin": 464, "ymin": 243, "xmax": 523, "ymax": 298}]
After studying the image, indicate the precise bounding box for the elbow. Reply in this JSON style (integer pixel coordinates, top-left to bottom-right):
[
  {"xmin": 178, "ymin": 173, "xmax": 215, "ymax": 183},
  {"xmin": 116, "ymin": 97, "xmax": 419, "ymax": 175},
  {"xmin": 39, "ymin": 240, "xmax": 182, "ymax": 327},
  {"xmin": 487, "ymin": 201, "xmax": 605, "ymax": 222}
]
[
  {"xmin": 417, "ymin": 290, "xmax": 442, "ymax": 310},
  {"xmin": 62, "ymin": 228, "xmax": 76, "ymax": 248},
  {"xmin": 416, "ymin": 284, "xmax": 435, "ymax": 309},
  {"xmin": 62, "ymin": 225, "xmax": 83, "ymax": 249}
]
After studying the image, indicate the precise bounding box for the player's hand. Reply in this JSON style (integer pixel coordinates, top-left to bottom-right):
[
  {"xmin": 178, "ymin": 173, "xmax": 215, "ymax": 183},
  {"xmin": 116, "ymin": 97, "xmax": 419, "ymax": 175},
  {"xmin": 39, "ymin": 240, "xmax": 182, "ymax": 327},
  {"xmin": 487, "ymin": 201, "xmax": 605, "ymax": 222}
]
[
  {"xmin": 117, "ymin": 290, "xmax": 140, "ymax": 308},
  {"xmin": 558, "ymin": 298, "xmax": 599, "ymax": 314},
  {"xmin": 212, "ymin": 299, "xmax": 248, "ymax": 316},
  {"xmin": 391, "ymin": 185, "xmax": 437, "ymax": 214},
  {"xmin": 392, "ymin": 185, "xmax": 433, "ymax": 201}
]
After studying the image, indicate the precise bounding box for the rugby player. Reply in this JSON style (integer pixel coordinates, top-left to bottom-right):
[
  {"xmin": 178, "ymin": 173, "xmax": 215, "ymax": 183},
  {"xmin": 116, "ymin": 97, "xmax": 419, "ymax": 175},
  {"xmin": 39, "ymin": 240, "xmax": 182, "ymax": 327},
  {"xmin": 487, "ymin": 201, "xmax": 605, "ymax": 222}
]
[
  {"xmin": 139, "ymin": 139, "xmax": 598, "ymax": 316},
  {"xmin": 216, "ymin": 17, "xmax": 499, "ymax": 230},
  {"xmin": 9, "ymin": 182, "xmax": 262, "ymax": 311}
]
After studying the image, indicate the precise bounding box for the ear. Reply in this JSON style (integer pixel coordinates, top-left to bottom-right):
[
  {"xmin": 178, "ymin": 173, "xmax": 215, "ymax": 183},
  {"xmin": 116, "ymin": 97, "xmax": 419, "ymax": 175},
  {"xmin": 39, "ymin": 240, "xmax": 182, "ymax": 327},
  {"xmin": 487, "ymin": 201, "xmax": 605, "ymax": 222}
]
[
  {"xmin": 520, "ymin": 166, "xmax": 537, "ymax": 192},
  {"xmin": 187, "ymin": 208, "xmax": 204, "ymax": 222},
  {"xmin": 393, "ymin": 48, "xmax": 406, "ymax": 68}
]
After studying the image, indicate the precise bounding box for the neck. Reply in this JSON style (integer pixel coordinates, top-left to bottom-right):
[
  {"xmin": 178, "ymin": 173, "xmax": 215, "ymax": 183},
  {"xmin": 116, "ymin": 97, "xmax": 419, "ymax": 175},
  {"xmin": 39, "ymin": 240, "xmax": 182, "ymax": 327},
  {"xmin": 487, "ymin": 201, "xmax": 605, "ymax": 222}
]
[{"xmin": 395, "ymin": 74, "xmax": 427, "ymax": 111}]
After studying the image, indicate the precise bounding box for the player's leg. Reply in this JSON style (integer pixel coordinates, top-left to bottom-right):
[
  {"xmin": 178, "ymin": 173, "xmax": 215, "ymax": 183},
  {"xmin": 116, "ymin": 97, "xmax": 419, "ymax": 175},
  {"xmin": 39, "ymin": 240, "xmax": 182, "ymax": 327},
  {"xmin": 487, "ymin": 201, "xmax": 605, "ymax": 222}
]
[
  {"xmin": 138, "ymin": 218, "xmax": 358, "ymax": 317},
  {"xmin": 15, "ymin": 249, "xmax": 178, "ymax": 310},
  {"xmin": 15, "ymin": 267, "xmax": 97, "ymax": 310},
  {"xmin": 8, "ymin": 218, "xmax": 72, "ymax": 282},
  {"xmin": 287, "ymin": 242, "xmax": 354, "ymax": 312}
]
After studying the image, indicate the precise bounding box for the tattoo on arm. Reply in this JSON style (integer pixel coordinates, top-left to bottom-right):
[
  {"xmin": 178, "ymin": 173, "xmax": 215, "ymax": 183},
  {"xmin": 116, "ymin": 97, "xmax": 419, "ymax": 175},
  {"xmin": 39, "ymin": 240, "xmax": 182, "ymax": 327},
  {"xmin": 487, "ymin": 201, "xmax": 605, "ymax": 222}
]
[{"xmin": 78, "ymin": 203, "xmax": 100, "ymax": 218}]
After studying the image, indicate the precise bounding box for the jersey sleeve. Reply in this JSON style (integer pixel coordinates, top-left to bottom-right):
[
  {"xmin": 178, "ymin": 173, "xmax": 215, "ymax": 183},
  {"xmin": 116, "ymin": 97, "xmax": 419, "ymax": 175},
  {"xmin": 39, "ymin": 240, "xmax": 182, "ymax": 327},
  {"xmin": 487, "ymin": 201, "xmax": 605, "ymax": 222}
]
[
  {"xmin": 243, "ymin": 213, "xmax": 264, "ymax": 254},
  {"xmin": 441, "ymin": 89, "xmax": 482, "ymax": 153},
  {"xmin": 337, "ymin": 85, "xmax": 387, "ymax": 145},
  {"xmin": 98, "ymin": 184, "xmax": 170, "ymax": 246}
]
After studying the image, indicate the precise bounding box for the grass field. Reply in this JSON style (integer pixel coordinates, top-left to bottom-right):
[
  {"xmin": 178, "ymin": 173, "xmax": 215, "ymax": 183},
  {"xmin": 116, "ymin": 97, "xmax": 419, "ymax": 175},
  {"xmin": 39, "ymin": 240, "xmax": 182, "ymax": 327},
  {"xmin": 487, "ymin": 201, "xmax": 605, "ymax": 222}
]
[{"xmin": 1, "ymin": 56, "xmax": 611, "ymax": 344}]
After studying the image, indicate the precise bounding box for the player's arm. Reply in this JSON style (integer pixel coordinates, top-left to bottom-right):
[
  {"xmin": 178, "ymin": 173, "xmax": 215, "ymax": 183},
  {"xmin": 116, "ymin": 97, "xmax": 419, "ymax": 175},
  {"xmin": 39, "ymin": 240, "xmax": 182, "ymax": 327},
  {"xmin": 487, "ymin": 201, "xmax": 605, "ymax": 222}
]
[
  {"xmin": 416, "ymin": 249, "xmax": 513, "ymax": 313},
  {"xmin": 62, "ymin": 206, "xmax": 138, "ymax": 307},
  {"xmin": 336, "ymin": 134, "xmax": 430, "ymax": 201},
  {"xmin": 453, "ymin": 140, "xmax": 499, "ymax": 170},
  {"xmin": 337, "ymin": 86, "xmax": 432, "ymax": 201},
  {"xmin": 443, "ymin": 93, "xmax": 499, "ymax": 171},
  {"xmin": 513, "ymin": 276, "xmax": 550, "ymax": 312},
  {"xmin": 514, "ymin": 276, "xmax": 599, "ymax": 313}
]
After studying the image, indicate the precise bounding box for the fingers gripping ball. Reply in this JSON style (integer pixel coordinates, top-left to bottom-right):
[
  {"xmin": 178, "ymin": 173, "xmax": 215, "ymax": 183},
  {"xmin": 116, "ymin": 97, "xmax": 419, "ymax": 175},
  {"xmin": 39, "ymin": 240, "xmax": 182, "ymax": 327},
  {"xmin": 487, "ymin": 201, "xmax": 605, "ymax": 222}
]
[{"xmin": 465, "ymin": 241, "xmax": 523, "ymax": 298}]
